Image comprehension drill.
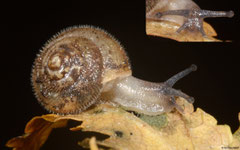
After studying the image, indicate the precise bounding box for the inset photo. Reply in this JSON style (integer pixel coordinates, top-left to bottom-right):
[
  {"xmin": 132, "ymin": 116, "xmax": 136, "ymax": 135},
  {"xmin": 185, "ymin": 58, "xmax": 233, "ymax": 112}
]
[{"xmin": 146, "ymin": 0, "xmax": 234, "ymax": 41}]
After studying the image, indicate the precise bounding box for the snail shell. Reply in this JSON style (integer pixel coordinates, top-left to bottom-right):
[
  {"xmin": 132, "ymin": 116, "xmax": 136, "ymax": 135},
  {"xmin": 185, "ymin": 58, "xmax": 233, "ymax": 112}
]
[{"xmin": 32, "ymin": 26, "xmax": 131, "ymax": 114}]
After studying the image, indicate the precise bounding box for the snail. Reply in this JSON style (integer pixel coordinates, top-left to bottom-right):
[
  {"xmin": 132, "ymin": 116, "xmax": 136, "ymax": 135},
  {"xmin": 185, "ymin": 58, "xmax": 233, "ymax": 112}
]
[
  {"xmin": 146, "ymin": 0, "xmax": 234, "ymax": 36},
  {"xmin": 32, "ymin": 26, "xmax": 197, "ymax": 115}
]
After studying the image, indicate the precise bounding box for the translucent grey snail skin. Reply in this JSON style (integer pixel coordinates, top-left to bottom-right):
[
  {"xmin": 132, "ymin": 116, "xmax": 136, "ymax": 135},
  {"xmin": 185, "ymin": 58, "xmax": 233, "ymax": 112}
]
[
  {"xmin": 31, "ymin": 26, "xmax": 197, "ymax": 115},
  {"xmin": 102, "ymin": 64, "xmax": 197, "ymax": 116},
  {"xmin": 146, "ymin": 0, "xmax": 234, "ymax": 36}
]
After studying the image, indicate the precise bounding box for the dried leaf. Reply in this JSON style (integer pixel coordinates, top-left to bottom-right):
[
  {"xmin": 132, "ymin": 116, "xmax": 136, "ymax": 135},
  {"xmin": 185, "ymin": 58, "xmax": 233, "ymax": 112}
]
[
  {"xmin": 89, "ymin": 137, "xmax": 99, "ymax": 150},
  {"xmin": 231, "ymin": 113, "xmax": 240, "ymax": 148},
  {"xmin": 6, "ymin": 116, "xmax": 68, "ymax": 150},
  {"xmin": 146, "ymin": 19, "xmax": 221, "ymax": 42},
  {"xmin": 6, "ymin": 98, "xmax": 240, "ymax": 150}
]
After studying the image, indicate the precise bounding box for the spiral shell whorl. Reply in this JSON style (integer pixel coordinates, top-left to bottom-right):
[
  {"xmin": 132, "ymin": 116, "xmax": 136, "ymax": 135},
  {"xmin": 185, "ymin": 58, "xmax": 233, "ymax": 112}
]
[{"xmin": 32, "ymin": 26, "xmax": 131, "ymax": 114}]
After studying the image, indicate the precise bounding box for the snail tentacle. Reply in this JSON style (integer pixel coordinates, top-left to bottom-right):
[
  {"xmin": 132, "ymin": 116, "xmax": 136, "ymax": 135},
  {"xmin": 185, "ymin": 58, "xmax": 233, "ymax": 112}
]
[{"xmin": 164, "ymin": 64, "xmax": 197, "ymax": 87}]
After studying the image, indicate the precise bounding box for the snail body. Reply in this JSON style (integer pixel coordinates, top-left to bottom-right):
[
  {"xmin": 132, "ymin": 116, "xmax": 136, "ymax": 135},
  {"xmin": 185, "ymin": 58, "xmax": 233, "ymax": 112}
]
[
  {"xmin": 32, "ymin": 26, "xmax": 196, "ymax": 115},
  {"xmin": 146, "ymin": 0, "xmax": 234, "ymax": 36}
]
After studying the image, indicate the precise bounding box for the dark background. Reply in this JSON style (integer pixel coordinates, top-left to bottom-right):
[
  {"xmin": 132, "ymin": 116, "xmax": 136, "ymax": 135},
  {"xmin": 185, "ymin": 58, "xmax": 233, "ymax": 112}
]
[{"xmin": 1, "ymin": 0, "xmax": 239, "ymax": 149}]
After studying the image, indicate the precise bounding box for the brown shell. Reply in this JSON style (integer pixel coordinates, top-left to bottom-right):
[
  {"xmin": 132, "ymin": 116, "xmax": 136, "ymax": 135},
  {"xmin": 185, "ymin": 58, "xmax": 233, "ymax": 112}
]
[{"xmin": 31, "ymin": 26, "xmax": 131, "ymax": 114}]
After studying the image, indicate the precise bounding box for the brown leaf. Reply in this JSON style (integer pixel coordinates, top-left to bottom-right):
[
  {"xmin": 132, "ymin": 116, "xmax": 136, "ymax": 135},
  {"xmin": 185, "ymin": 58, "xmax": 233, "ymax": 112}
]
[
  {"xmin": 6, "ymin": 98, "xmax": 240, "ymax": 150},
  {"xmin": 6, "ymin": 116, "xmax": 68, "ymax": 150},
  {"xmin": 231, "ymin": 113, "xmax": 240, "ymax": 148},
  {"xmin": 146, "ymin": 19, "xmax": 221, "ymax": 42},
  {"xmin": 89, "ymin": 137, "xmax": 99, "ymax": 150}
]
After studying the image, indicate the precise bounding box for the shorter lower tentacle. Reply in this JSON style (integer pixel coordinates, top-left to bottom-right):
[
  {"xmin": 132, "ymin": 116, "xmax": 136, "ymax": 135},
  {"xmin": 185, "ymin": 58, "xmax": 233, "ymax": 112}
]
[
  {"xmin": 170, "ymin": 97, "xmax": 184, "ymax": 113},
  {"xmin": 161, "ymin": 86, "xmax": 195, "ymax": 104}
]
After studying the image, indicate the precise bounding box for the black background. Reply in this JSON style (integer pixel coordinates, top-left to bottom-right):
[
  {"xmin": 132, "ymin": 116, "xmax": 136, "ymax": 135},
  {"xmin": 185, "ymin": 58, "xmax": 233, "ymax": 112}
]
[{"xmin": 1, "ymin": 0, "xmax": 239, "ymax": 149}]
